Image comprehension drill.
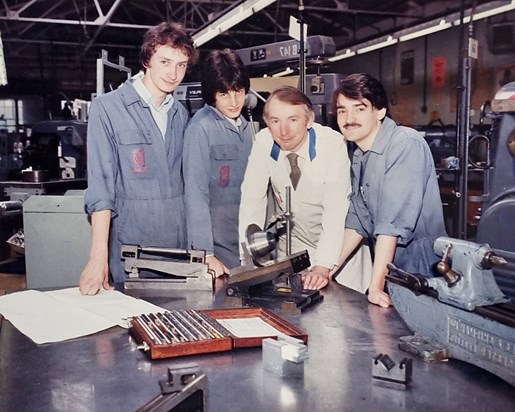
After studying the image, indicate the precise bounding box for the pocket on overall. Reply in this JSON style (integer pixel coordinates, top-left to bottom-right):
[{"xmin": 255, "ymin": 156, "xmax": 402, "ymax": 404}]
[{"xmin": 210, "ymin": 144, "xmax": 240, "ymax": 189}]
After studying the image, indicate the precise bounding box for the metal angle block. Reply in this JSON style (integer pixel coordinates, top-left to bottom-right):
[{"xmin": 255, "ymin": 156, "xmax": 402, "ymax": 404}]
[
  {"xmin": 372, "ymin": 353, "xmax": 413, "ymax": 387},
  {"xmin": 138, "ymin": 363, "xmax": 208, "ymax": 412}
]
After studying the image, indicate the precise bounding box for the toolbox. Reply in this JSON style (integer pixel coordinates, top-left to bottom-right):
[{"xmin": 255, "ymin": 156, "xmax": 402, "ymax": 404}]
[{"xmin": 129, "ymin": 307, "xmax": 308, "ymax": 359}]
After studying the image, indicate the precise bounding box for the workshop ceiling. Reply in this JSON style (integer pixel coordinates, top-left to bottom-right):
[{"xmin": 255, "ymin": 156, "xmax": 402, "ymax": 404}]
[{"xmin": 0, "ymin": 0, "xmax": 501, "ymax": 97}]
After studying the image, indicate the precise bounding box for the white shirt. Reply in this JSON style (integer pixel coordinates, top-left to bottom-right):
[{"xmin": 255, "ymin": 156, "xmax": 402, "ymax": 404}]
[
  {"xmin": 132, "ymin": 77, "xmax": 174, "ymax": 138},
  {"xmin": 239, "ymin": 123, "xmax": 351, "ymax": 269}
]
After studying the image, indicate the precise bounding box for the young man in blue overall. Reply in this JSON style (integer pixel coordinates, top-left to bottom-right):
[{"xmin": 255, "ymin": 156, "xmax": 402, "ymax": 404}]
[
  {"xmin": 183, "ymin": 49, "xmax": 253, "ymax": 276},
  {"xmin": 80, "ymin": 22, "xmax": 198, "ymax": 295}
]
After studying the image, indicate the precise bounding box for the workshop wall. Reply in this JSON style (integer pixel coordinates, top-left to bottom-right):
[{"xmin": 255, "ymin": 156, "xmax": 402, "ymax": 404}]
[{"xmin": 331, "ymin": 13, "xmax": 515, "ymax": 127}]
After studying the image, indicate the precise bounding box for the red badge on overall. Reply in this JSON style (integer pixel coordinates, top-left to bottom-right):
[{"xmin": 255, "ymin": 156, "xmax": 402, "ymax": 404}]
[
  {"xmin": 131, "ymin": 148, "xmax": 147, "ymax": 173},
  {"xmin": 218, "ymin": 165, "xmax": 230, "ymax": 187}
]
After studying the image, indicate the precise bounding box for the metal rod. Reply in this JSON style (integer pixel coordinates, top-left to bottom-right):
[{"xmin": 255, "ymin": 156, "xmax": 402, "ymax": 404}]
[
  {"xmin": 156, "ymin": 313, "xmax": 183, "ymax": 342},
  {"xmin": 141, "ymin": 313, "xmax": 170, "ymax": 344},
  {"xmin": 135, "ymin": 315, "xmax": 162, "ymax": 345},
  {"xmin": 298, "ymin": 0, "xmax": 306, "ymax": 93},
  {"xmin": 185, "ymin": 310, "xmax": 217, "ymax": 339},
  {"xmin": 285, "ymin": 186, "xmax": 292, "ymax": 256},
  {"xmin": 149, "ymin": 313, "xmax": 178, "ymax": 343},
  {"xmin": 174, "ymin": 311, "xmax": 210, "ymax": 340},
  {"xmin": 161, "ymin": 312, "xmax": 189, "ymax": 342},
  {"xmin": 196, "ymin": 312, "xmax": 231, "ymax": 338},
  {"xmin": 166, "ymin": 311, "xmax": 198, "ymax": 341}
]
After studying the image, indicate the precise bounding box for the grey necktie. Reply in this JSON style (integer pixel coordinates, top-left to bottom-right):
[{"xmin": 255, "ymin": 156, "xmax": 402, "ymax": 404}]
[{"xmin": 286, "ymin": 152, "xmax": 301, "ymax": 190}]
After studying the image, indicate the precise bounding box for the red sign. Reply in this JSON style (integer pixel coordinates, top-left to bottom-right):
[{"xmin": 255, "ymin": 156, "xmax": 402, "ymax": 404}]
[{"xmin": 432, "ymin": 56, "xmax": 446, "ymax": 88}]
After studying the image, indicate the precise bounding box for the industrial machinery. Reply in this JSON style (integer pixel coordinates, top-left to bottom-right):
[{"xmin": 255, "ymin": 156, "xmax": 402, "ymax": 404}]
[
  {"xmin": 0, "ymin": 120, "xmax": 88, "ymax": 262},
  {"xmin": 225, "ymin": 187, "xmax": 323, "ymax": 313},
  {"xmin": 387, "ymin": 236, "xmax": 514, "ymax": 386},
  {"xmin": 476, "ymin": 93, "xmax": 515, "ymax": 300},
  {"xmin": 235, "ymin": 35, "xmax": 336, "ymax": 68},
  {"xmin": 22, "ymin": 190, "xmax": 91, "ymax": 289},
  {"xmin": 173, "ymin": 83, "xmax": 203, "ymax": 117},
  {"xmin": 121, "ymin": 245, "xmax": 214, "ymax": 291},
  {"xmin": 226, "ymin": 244, "xmax": 317, "ymax": 313},
  {"xmin": 0, "ymin": 119, "xmax": 88, "ymax": 207}
]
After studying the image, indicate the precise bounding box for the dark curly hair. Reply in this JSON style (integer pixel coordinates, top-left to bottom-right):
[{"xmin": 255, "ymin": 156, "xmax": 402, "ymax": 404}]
[{"xmin": 139, "ymin": 22, "xmax": 198, "ymax": 69}]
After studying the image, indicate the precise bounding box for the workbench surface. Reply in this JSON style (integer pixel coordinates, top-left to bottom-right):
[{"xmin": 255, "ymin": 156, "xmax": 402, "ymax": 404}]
[{"xmin": 0, "ymin": 281, "xmax": 513, "ymax": 411}]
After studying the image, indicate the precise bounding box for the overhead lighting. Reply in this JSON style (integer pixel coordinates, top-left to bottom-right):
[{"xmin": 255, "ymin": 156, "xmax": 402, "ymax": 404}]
[
  {"xmin": 356, "ymin": 36, "xmax": 397, "ymax": 54},
  {"xmin": 399, "ymin": 19, "xmax": 452, "ymax": 42},
  {"xmin": 193, "ymin": 0, "xmax": 277, "ymax": 47},
  {"xmin": 330, "ymin": 0, "xmax": 515, "ymax": 62},
  {"xmin": 456, "ymin": 1, "xmax": 515, "ymax": 24},
  {"xmin": 328, "ymin": 48, "xmax": 356, "ymax": 62},
  {"xmin": 0, "ymin": 31, "xmax": 7, "ymax": 86},
  {"xmin": 272, "ymin": 67, "xmax": 294, "ymax": 77}
]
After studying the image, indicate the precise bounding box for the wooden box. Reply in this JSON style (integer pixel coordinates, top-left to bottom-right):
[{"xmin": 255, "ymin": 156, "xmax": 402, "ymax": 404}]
[{"xmin": 129, "ymin": 307, "xmax": 307, "ymax": 359}]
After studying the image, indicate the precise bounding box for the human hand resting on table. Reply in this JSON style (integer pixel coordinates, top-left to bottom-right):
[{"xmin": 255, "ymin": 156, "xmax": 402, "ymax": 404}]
[
  {"xmin": 367, "ymin": 286, "xmax": 392, "ymax": 308},
  {"xmin": 79, "ymin": 255, "xmax": 112, "ymax": 295},
  {"xmin": 301, "ymin": 265, "xmax": 331, "ymax": 290},
  {"xmin": 206, "ymin": 255, "xmax": 230, "ymax": 277}
]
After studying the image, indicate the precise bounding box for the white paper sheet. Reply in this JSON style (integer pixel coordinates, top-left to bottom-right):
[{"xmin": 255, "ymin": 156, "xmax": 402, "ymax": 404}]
[
  {"xmin": 0, "ymin": 287, "xmax": 166, "ymax": 344},
  {"xmin": 216, "ymin": 317, "xmax": 284, "ymax": 338}
]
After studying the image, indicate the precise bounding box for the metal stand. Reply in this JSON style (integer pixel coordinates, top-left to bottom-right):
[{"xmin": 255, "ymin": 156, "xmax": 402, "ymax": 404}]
[
  {"xmin": 96, "ymin": 49, "xmax": 132, "ymax": 97},
  {"xmin": 455, "ymin": 6, "xmax": 477, "ymax": 240},
  {"xmin": 298, "ymin": 0, "xmax": 306, "ymax": 93}
]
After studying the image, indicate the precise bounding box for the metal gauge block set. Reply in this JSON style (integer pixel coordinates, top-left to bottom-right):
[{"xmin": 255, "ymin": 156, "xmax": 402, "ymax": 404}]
[{"xmin": 129, "ymin": 307, "xmax": 307, "ymax": 359}]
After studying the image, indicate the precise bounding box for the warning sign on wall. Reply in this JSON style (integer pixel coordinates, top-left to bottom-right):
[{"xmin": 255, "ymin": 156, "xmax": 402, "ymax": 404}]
[{"xmin": 432, "ymin": 56, "xmax": 446, "ymax": 88}]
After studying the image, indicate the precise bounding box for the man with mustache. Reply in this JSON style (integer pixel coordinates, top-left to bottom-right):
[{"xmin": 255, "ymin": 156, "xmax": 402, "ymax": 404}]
[
  {"xmin": 239, "ymin": 86, "xmax": 351, "ymax": 283},
  {"xmin": 303, "ymin": 73, "xmax": 446, "ymax": 308},
  {"xmin": 79, "ymin": 22, "xmax": 198, "ymax": 295}
]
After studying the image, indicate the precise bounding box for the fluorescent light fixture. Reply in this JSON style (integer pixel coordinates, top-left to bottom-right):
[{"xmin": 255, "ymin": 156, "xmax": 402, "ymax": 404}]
[
  {"xmin": 193, "ymin": 0, "xmax": 277, "ymax": 47},
  {"xmin": 329, "ymin": 0, "xmax": 515, "ymax": 62},
  {"xmin": 328, "ymin": 48, "xmax": 356, "ymax": 62},
  {"xmin": 0, "ymin": 31, "xmax": 7, "ymax": 86},
  {"xmin": 399, "ymin": 19, "xmax": 451, "ymax": 42},
  {"xmin": 218, "ymin": 7, "xmax": 254, "ymax": 32},
  {"xmin": 272, "ymin": 67, "xmax": 294, "ymax": 77},
  {"xmin": 454, "ymin": 0, "xmax": 515, "ymax": 24},
  {"xmin": 194, "ymin": 29, "xmax": 221, "ymax": 47},
  {"xmin": 357, "ymin": 36, "xmax": 397, "ymax": 54}
]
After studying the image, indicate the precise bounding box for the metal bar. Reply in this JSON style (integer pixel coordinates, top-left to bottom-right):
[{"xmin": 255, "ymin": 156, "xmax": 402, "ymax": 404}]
[
  {"xmin": 184, "ymin": 310, "xmax": 217, "ymax": 339},
  {"xmin": 160, "ymin": 312, "xmax": 189, "ymax": 342},
  {"xmin": 154, "ymin": 313, "xmax": 181, "ymax": 343},
  {"xmin": 134, "ymin": 315, "xmax": 162, "ymax": 345},
  {"xmin": 285, "ymin": 186, "xmax": 292, "ymax": 256},
  {"xmin": 188, "ymin": 310, "xmax": 224, "ymax": 339},
  {"xmin": 165, "ymin": 312, "xmax": 198, "ymax": 341},
  {"xmin": 196, "ymin": 312, "xmax": 231, "ymax": 337},
  {"xmin": 141, "ymin": 314, "xmax": 171, "ymax": 344},
  {"xmin": 174, "ymin": 311, "xmax": 210, "ymax": 340},
  {"xmin": 149, "ymin": 313, "xmax": 178, "ymax": 343}
]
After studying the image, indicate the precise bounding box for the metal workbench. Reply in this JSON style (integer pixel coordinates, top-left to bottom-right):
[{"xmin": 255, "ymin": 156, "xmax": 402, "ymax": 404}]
[{"xmin": 0, "ymin": 281, "xmax": 513, "ymax": 411}]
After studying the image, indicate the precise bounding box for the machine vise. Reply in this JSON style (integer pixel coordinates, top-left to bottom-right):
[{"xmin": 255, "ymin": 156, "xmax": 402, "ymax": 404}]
[
  {"xmin": 225, "ymin": 224, "xmax": 323, "ymax": 313},
  {"xmin": 121, "ymin": 245, "xmax": 214, "ymax": 291}
]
